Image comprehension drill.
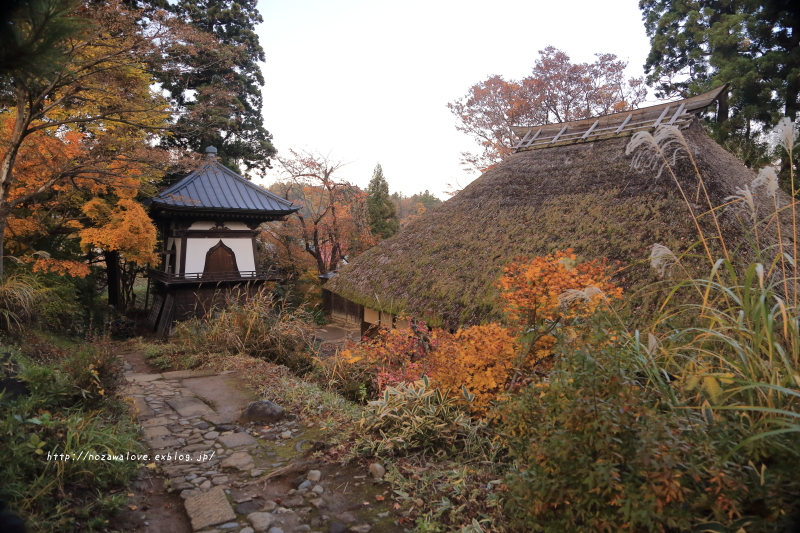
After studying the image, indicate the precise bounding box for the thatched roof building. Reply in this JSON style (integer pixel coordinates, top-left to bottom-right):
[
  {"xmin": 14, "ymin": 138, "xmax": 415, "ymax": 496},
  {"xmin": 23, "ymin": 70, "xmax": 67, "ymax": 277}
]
[{"xmin": 325, "ymin": 87, "xmax": 780, "ymax": 330}]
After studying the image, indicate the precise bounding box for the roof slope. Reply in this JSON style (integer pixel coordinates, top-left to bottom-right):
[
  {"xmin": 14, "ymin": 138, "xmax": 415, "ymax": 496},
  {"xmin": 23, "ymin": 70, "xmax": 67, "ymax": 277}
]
[
  {"xmin": 151, "ymin": 160, "xmax": 298, "ymax": 217},
  {"xmin": 326, "ymin": 119, "xmax": 781, "ymax": 329}
]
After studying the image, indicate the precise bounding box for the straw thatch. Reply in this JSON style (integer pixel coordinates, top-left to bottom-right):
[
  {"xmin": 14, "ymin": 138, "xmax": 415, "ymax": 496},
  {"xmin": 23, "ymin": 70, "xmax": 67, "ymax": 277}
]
[{"xmin": 326, "ymin": 118, "xmax": 785, "ymax": 330}]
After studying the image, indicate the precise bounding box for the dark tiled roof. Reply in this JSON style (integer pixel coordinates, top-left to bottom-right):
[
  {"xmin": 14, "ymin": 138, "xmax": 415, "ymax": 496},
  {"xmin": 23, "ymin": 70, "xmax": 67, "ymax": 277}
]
[{"xmin": 151, "ymin": 160, "xmax": 298, "ymax": 216}]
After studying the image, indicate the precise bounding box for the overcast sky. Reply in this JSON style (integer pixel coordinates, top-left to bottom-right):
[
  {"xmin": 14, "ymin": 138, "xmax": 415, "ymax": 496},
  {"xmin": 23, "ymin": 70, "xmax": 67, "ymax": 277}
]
[{"xmin": 254, "ymin": 0, "xmax": 654, "ymax": 197}]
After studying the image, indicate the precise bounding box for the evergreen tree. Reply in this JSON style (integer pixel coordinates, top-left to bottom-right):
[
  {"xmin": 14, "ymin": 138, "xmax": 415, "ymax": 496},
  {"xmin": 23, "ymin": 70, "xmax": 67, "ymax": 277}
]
[
  {"xmin": 160, "ymin": 0, "xmax": 275, "ymax": 173},
  {"xmin": 366, "ymin": 164, "xmax": 399, "ymax": 240},
  {"xmin": 640, "ymin": 0, "xmax": 800, "ymax": 141}
]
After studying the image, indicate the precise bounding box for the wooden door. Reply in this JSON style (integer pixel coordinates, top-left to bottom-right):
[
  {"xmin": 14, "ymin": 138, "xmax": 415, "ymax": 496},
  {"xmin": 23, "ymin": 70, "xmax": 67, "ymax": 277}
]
[{"xmin": 203, "ymin": 240, "xmax": 240, "ymax": 278}]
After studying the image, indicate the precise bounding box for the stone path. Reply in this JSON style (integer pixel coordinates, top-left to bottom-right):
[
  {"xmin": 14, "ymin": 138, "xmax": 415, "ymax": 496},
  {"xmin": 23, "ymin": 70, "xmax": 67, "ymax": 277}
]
[{"xmin": 121, "ymin": 356, "xmax": 394, "ymax": 533}]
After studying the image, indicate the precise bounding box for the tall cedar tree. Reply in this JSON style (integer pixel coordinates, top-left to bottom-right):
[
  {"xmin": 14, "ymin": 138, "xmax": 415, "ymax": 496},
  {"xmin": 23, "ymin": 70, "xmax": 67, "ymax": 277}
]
[
  {"xmin": 640, "ymin": 0, "xmax": 800, "ymax": 141},
  {"xmin": 366, "ymin": 164, "xmax": 399, "ymax": 239},
  {"xmin": 448, "ymin": 46, "xmax": 646, "ymax": 172},
  {"xmin": 161, "ymin": 0, "xmax": 275, "ymax": 173}
]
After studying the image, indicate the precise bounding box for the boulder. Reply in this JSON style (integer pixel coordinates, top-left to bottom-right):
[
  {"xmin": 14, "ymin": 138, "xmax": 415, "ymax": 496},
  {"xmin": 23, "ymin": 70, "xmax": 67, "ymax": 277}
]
[{"xmin": 240, "ymin": 400, "xmax": 285, "ymax": 423}]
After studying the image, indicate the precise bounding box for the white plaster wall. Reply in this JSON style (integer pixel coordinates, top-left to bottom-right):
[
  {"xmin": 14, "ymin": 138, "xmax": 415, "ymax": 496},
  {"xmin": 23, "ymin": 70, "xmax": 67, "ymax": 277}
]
[
  {"xmin": 188, "ymin": 221, "xmax": 250, "ymax": 230},
  {"xmin": 184, "ymin": 237, "xmax": 255, "ymax": 274}
]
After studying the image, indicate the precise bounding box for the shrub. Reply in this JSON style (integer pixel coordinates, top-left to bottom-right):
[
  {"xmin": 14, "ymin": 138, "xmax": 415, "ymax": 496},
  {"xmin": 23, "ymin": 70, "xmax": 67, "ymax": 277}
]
[
  {"xmin": 428, "ymin": 323, "xmax": 518, "ymax": 413},
  {"xmin": 0, "ymin": 343, "xmax": 141, "ymax": 532},
  {"xmin": 495, "ymin": 332, "xmax": 800, "ymax": 532},
  {"xmin": 359, "ymin": 376, "xmax": 491, "ymax": 459},
  {"xmin": 175, "ymin": 289, "xmax": 315, "ymax": 373}
]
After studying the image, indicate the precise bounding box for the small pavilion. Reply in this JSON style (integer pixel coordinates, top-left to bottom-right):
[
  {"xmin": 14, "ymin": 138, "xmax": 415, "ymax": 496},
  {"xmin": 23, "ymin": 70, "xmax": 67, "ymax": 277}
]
[{"xmin": 146, "ymin": 146, "xmax": 299, "ymax": 335}]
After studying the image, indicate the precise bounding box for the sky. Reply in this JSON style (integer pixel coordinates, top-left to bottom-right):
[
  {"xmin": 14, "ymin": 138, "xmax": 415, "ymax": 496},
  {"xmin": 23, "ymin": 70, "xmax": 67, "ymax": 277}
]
[{"xmin": 254, "ymin": 0, "xmax": 654, "ymax": 198}]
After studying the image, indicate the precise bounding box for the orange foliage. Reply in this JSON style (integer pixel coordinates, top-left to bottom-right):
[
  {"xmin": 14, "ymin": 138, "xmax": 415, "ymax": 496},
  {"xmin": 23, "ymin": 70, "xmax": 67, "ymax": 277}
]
[
  {"xmin": 428, "ymin": 323, "xmax": 519, "ymax": 411},
  {"xmin": 499, "ymin": 249, "xmax": 623, "ymax": 330},
  {"xmin": 338, "ymin": 250, "xmax": 622, "ymax": 414},
  {"xmin": 79, "ymin": 198, "xmax": 158, "ymax": 264}
]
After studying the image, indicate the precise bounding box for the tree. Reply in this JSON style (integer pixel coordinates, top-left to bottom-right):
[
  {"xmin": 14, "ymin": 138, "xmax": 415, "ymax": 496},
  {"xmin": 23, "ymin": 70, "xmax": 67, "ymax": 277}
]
[
  {"xmin": 366, "ymin": 164, "xmax": 399, "ymax": 239},
  {"xmin": 640, "ymin": 0, "xmax": 800, "ymax": 138},
  {"xmin": 269, "ymin": 150, "xmax": 374, "ymax": 276},
  {"xmin": 390, "ymin": 190, "xmax": 442, "ymax": 226},
  {"xmin": 0, "ymin": 0, "xmax": 175, "ymax": 290},
  {"xmin": 448, "ymin": 46, "xmax": 647, "ymax": 172},
  {"xmin": 159, "ymin": 0, "xmax": 275, "ymax": 173}
]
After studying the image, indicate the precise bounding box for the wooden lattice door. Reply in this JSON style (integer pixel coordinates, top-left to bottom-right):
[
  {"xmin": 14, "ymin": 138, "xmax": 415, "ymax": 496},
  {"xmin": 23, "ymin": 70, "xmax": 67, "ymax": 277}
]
[{"xmin": 203, "ymin": 240, "xmax": 240, "ymax": 278}]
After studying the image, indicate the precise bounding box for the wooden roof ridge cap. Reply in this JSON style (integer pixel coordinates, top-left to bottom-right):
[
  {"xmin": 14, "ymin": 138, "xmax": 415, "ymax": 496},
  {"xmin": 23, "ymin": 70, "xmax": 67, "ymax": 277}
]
[{"xmin": 510, "ymin": 85, "xmax": 728, "ymax": 139}]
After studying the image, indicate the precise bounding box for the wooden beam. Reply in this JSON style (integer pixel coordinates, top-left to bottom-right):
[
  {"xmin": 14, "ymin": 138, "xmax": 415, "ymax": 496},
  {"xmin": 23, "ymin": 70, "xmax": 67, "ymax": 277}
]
[
  {"xmin": 551, "ymin": 125, "xmax": 568, "ymax": 143},
  {"xmin": 653, "ymin": 106, "xmax": 671, "ymax": 127},
  {"xmin": 614, "ymin": 113, "xmax": 633, "ymax": 133},
  {"xmin": 516, "ymin": 129, "xmax": 533, "ymax": 149},
  {"xmin": 582, "ymin": 120, "xmax": 600, "ymax": 139},
  {"xmin": 526, "ymin": 127, "xmax": 543, "ymax": 147},
  {"xmin": 668, "ymin": 102, "xmax": 687, "ymax": 125}
]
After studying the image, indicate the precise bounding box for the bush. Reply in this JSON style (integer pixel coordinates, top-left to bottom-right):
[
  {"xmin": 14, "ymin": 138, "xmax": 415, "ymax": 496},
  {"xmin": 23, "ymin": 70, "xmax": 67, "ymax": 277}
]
[
  {"xmin": 0, "ymin": 343, "xmax": 141, "ymax": 532},
  {"xmin": 358, "ymin": 376, "xmax": 492, "ymax": 459},
  {"xmin": 175, "ymin": 289, "xmax": 315, "ymax": 373},
  {"xmin": 495, "ymin": 333, "xmax": 800, "ymax": 532}
]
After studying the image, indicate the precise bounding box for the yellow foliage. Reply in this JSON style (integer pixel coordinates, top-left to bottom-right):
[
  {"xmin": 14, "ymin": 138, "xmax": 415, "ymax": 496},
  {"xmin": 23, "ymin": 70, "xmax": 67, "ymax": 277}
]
[{"xmin": 429, "ymin": 323, "xmax": 519, "ymax": 412}]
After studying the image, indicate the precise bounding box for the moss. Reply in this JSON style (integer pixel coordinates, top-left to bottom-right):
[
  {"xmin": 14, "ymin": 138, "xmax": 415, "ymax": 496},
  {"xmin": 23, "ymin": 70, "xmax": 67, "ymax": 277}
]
[{"xmin": 328, "ymin": 120, "xmax": 782, "ymax": 330}]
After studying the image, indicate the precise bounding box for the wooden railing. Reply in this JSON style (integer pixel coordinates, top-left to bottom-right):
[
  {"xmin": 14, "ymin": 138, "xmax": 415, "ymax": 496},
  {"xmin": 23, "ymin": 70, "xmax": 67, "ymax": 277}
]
[{"xmin": 147, "ymin": 268, "xmax": 280, "ymax": 284}]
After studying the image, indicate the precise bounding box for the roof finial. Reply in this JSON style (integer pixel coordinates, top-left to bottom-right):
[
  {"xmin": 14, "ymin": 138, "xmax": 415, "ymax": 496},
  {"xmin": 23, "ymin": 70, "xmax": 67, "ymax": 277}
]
[{"xmin": 204, "ymin": 146, "xmax": 218, "ymax": 160}]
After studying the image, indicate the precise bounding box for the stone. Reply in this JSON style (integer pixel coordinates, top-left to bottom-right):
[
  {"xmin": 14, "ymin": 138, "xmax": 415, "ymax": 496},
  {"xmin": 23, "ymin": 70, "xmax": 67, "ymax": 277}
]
[
  {"xmin": 311, "ymin": 485, "xmax": 324, "ymax": 495},
  {"xmin": 204, "ymin": 431, "xmax": 221, "ymax": 439},
  {"xmin": 218, "ymin": 432, "xmax": 258, "ymax": 448},
  {"xmin": 127, "ymin": 373, "xmax": 162, "ymax": 383},
  {"xmin": 142, "ymin": 416, "xmax": 173, "ymax": 427},
  {"xmin": 235, "ymin": 501, "xmax": 261, "ymax": 515},
  {"xmin": 266, "ymin": 529, "xmax": 284, "ymax": 533},
  {"xmin": 143, "ymin": 426, "xmax": 171, "ymax": 439},
  {"xmin": 219, "ymin": 522, "xmax": 238, "ymax": 529},
  {"xmin": 149, "ymin": 436, "xmax": 181, "ymax": 450},
  {"xmin": 250, "ymin": 469, "xmax": 263, "ymax": 477},
  {"xmin": 199, "ymin": 480, "xmax": 212, "ymax": 490},
  {"xmin": 162, "ymin": 369, "xmax": 217, "ymax": 379},
  {"xmin": 183, "ymin": 487, "xmax": 236, "ymax": 531},
  {"xmin": 220, "ymin": 451, "xmax": 255, "ymax": 472},
  {"xmin": 294, "ymin": 526, "xmax": 311, "ymax": 532},
  {"xmin": 204, "ymin": 412, "xmax": 238, "ymax": 425},
  {"xmin": 306, "ymin": 470, "xmax": 321, "ymax": 482},
  {"xmin": 348, "ymin": 526, "xmax": 371, "ymax": 533},
  {"xmin": 308, "ymin": 498, "xmax": 325, "ymax": 509},
  {"xmin": 240, "ymin": 529, "xmax": 255, "ymax": 533},
  {"xmin": 297, "ymin": 480, "xmax": 312, "ymax": 490},
  {"xmin": 282, "ymin": 495, "xmax": 304, "ymax": 508},
  {"xmin": 368, "ymin": 463, "xmax": 385, "ymax": 480},
  {"xmin": 280, "ymin": 431, "xmax": 292, "ymax": 439},
  {"xmin": 239, "ymin": 400, "xmax": 285, "ymax": 424},
  {"xmin": 329, "ymin": 523, "xmax": 348, "ymax": 533},
  {"xmin": 212, "ymin": 476, "xmax": 229, "ymax": 485},
  {"xmin": 246, "ymin": 512, "xmax": 274, "ymax": 532},
  {"xmin": 261, "ymin": 501, "xmax": 277, "ymax": 512},
  {"xmin": 216, "ymin": 424, "xmax": 236, "ymax": 432},
  {"xmin": 167, "ymin": 397, "xmax": 215, "ymax": 417},
  {"xmin": 195, "ymin": 422, "xmax": 210, "ymax": 430},
  {"xmin": 192, "ymin": 477, "xmax": 207, "ymax": 485}
]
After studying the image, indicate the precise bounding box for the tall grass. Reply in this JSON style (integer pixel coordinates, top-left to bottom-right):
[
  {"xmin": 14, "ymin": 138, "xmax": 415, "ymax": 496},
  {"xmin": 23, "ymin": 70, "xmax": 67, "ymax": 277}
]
[
  {"xmin": 0, "ymin": 274, "xmax": 39, "ymax": 330},
  {"xmin": 626, "ymin": 118, "xmax": 800, "ymax": 442},
  {"xmin": 175, "ymin": 288, "xmax": 316, "ymax": 372}
]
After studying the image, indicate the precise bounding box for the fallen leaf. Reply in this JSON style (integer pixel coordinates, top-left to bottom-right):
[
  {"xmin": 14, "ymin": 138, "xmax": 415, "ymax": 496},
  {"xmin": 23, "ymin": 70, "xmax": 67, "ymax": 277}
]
[
  {"xmin": 375, "ymin": 495, "xmax": 385, "ymax": 501},
  {"xmin": 128, "ymin": 505, "xmax": 137, "ymax": 511}
]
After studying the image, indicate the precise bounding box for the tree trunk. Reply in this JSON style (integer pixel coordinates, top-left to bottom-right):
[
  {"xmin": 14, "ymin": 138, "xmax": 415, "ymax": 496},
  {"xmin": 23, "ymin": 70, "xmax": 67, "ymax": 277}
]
[
  {"xmin": 0, "ymin": 216, "xmax": 6, "ymax": 279},
  {"xmin": 106, "ymin": 250, "xmax": 121, "ymax": 310},
  {"xmin": 717, "ymin": 90, "xmax": 729, "ymax": 124}
]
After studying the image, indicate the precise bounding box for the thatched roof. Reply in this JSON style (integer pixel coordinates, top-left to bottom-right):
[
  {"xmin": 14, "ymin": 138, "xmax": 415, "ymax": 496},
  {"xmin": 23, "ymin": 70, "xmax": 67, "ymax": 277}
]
[{"xmin": 326, "ymin": 102, "xmax": 782, "ymax": 329}]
